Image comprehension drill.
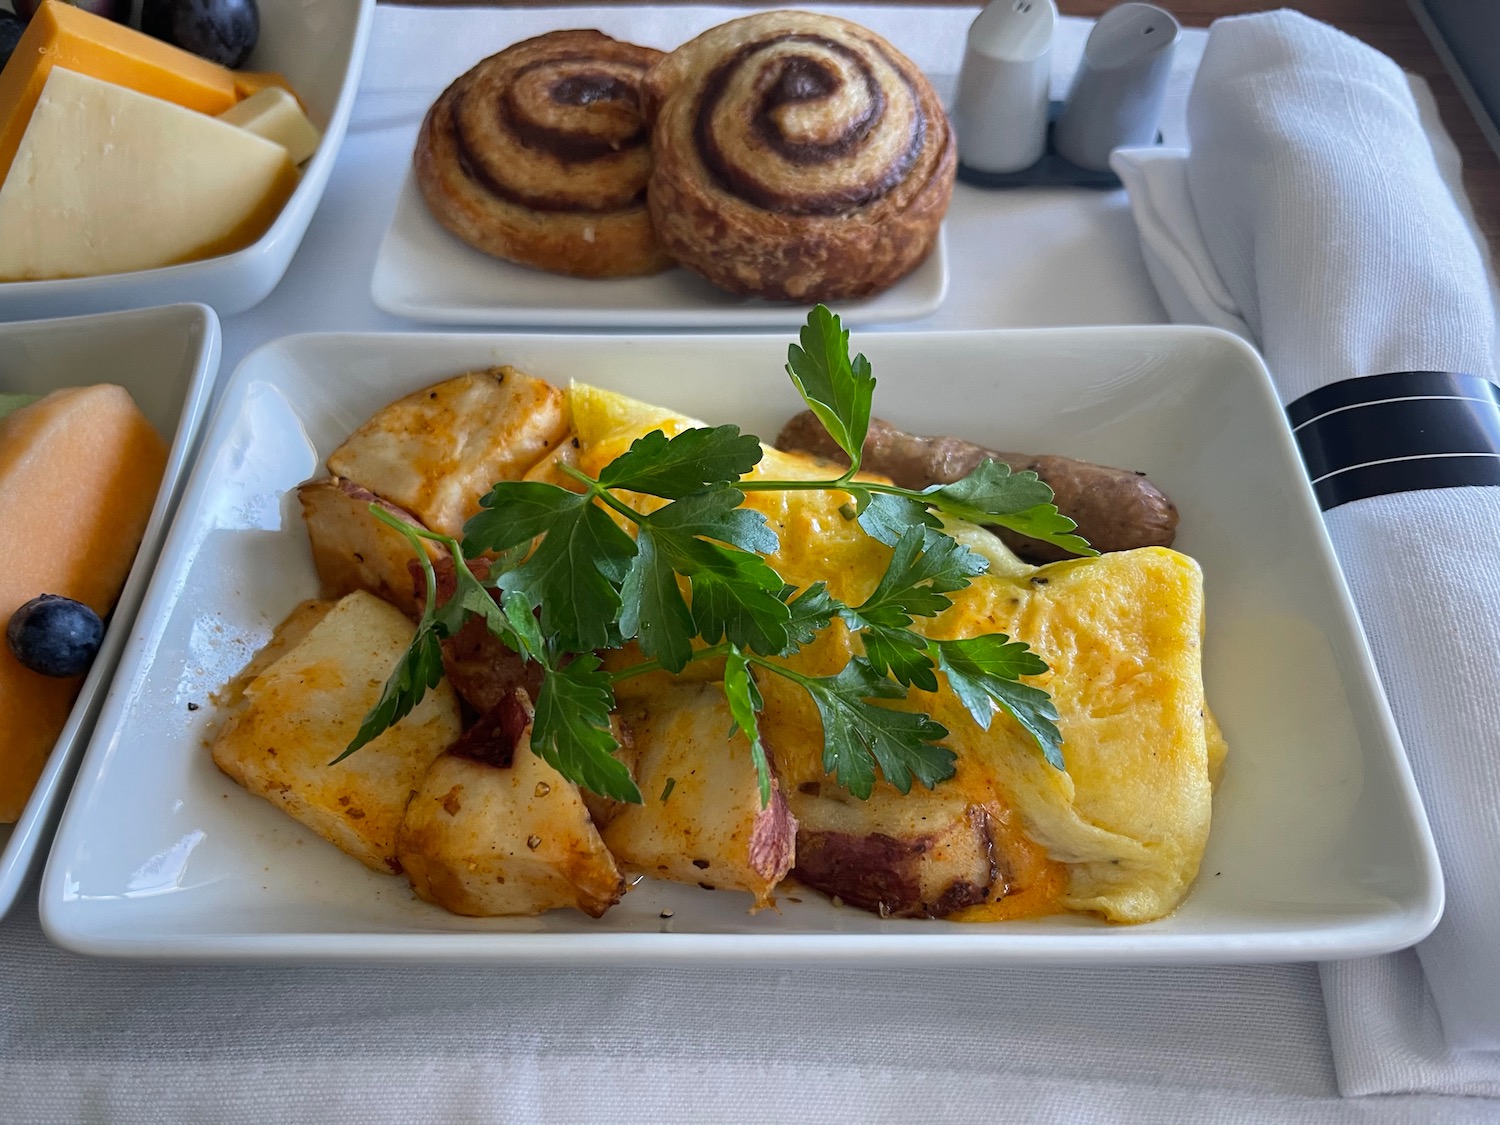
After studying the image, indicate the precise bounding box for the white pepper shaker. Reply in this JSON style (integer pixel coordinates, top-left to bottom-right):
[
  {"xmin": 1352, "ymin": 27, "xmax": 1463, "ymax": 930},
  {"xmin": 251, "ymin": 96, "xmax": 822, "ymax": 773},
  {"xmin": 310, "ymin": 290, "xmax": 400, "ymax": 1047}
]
[
  {"xmin": 1052, "ymin": 2, "xmax": 1179, "ymax": 172},
  {"xmin": 952, "ymin": 0, "xmax": 1057, "ymax": 174}
]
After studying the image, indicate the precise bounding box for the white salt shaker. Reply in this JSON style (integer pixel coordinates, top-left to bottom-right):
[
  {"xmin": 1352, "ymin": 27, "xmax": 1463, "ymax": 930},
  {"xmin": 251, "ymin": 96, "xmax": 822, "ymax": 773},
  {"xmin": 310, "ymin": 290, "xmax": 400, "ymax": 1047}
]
[
  {"xmin": 952, "ymin": 0, "xmax": 1057, "ymax": 174},
  {"xmin": 1052, "ymin": 2, "xmax": 1179, "ymax": 171}
]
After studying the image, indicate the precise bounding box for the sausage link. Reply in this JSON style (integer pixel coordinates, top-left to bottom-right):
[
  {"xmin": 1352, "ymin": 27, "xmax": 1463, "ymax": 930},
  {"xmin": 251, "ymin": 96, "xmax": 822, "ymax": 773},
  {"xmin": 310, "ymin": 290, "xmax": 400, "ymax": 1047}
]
[{"xmin": 774, "ymin": 411, "xmax": 1178, "ymax": 563}]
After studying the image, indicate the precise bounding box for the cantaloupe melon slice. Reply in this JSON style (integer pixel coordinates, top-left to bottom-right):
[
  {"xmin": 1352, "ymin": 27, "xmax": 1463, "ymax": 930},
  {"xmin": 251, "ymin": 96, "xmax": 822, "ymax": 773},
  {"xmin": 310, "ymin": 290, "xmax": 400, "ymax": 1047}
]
[
  {"xmin": 0, "ymin": 385, "xmax": 168, "ymax": 822},
  {"xmin": 0, "ymin": 394, "xmax": 39, "ymax": 422}
]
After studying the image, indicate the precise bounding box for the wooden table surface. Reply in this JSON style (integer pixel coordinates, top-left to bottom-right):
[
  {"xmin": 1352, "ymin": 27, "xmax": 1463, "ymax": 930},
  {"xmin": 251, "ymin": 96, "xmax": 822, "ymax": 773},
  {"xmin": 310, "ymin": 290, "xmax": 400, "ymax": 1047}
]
[{"xmin": 405, "ymin": 0, "xmax": 1500, "ymax": 262}]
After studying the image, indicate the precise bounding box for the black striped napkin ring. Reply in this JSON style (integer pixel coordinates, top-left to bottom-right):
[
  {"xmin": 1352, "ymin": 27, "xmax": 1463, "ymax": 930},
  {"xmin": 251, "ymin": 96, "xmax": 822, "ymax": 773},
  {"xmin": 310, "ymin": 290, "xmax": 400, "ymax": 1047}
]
[{"xmin": 1287, "ymin": 371, "xmax": 1500, "ymax": 511}]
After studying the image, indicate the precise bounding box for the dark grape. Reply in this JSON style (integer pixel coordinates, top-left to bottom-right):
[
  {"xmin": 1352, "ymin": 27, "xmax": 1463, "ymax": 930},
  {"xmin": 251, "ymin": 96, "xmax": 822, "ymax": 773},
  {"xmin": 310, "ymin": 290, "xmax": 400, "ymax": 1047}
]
[
  {"xmin": 0, "ymin": 11, "xmax": 25, "ymax": 71},
  {"xmin": 141, "ymin": 0, "xmax": 259, "ymax": 69},
  {"xmin": 7, "ymin": 595, "xmax": 104, "ymax": 679},
  {"xmin": 11, "ymin": 0, "xmax": 128, "ymax": 22}
]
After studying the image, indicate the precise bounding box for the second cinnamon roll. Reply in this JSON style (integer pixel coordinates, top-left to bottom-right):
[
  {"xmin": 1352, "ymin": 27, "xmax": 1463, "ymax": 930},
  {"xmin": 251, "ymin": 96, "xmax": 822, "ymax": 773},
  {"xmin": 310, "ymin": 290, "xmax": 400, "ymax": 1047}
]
[
  {"xmin": 415, "ymin": 30, "xmax": 673, "ymax": 278},
  {"xmin": 642, "ymin": 11, "xmax": 956, "ymax": 302}
]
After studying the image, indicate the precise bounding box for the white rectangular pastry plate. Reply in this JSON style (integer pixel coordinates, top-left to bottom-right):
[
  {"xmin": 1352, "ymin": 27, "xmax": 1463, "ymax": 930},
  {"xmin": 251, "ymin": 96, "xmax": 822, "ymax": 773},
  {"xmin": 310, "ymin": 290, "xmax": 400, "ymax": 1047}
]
[
  {"xmin": 40, "ymin": 325, "xmax": 1441, "ymax": 962},
  {"xmin": 0, "ymin": 304, "xmax": 219, "ymax": 920},
  {"xmin": 0, "ymin": 0, "xmax": 374, "ymax": 322},
  {"xmin": 371, "ymin": 169, "xmax": 949, "ymax": 328}
]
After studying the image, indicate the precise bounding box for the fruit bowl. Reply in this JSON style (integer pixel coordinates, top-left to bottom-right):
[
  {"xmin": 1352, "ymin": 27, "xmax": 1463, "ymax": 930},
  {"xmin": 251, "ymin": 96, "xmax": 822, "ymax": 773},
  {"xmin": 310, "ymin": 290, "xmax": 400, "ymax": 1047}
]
[
  {"xmin": 0, "ymin": 304, "xmax": 218, "ymax": 920},
  {"xmin": 0, "ymin": 0, "xmax": 373, "ymax": 321}
]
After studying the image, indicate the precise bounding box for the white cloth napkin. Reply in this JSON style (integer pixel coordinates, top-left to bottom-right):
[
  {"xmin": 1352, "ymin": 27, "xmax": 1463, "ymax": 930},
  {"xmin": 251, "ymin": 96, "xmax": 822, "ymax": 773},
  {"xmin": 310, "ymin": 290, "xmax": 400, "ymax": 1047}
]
[{"xmin": 1111, "ymin": 9, "xmax": 1500, "ymax": 1095}]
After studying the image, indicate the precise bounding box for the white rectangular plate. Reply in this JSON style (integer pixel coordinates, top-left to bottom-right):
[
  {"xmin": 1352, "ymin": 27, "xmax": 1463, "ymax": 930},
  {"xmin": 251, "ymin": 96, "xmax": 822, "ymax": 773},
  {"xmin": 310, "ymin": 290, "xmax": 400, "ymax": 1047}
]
[
  {"xmin": 0, "ymin": 0, "xmax": 374, "ymax": 322},
  {"xmin": 0, "ymin": 304, "xmax": 219, "ymax": 920},
  {"xmin": 371, "ymin": 169, "xmax": 949, "ymax": 328},
  {"xmin": 41, "ymin": 326, "xmax": 1441, "ymax": 962}
]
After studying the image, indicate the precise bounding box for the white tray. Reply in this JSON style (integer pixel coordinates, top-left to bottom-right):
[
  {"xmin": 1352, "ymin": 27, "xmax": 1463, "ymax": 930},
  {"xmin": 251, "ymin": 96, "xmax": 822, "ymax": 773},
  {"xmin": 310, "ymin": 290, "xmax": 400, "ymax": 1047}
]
[
  {"xmin": 371, "ymin": 169, "xmax": 950, "ymax": 328},
  {"xmin": 40, "ymin": 324, "xmax": 1441, "ymax": 961}
]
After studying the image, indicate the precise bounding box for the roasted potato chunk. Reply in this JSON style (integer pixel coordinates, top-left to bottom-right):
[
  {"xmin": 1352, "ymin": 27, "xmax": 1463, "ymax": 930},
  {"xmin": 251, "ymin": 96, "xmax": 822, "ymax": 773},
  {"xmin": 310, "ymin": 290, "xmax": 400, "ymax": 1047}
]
[
  {"xmin": 789, "ymin": 787, "xmax": 999, "ymax": 918},
  {"xmin": 603, "ymin": 683, "xmax": 796, "ymax": 908},
  {"xmin": 326, "ymin": 367, "xmax": 570, "ymax": 537},
  {"xmin": 215, "ymin": 597, "xmax": 335, "ymax": 714},
  {"xmin": 298, "ymin": 478, "xmax": 441, "ymax": 619},
  {"xmin": 211, "ymin": 591, "xmax": 462, "ymax": 874},
  {"xmin": 397, "ymin": 691, "xmax": 625, "ymax": 918}
]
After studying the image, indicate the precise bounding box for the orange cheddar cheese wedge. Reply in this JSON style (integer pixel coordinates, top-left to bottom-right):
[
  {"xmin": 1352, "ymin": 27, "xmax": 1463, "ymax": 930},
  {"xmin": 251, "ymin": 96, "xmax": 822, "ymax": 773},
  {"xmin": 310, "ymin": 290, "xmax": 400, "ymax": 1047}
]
[
  {"xmin": 0, "ymin": 385, "xmax": 168, "ymax": 823},
  {"xmin": 0, "ymin": 0, "xmax": 242, "ymax": 186}
]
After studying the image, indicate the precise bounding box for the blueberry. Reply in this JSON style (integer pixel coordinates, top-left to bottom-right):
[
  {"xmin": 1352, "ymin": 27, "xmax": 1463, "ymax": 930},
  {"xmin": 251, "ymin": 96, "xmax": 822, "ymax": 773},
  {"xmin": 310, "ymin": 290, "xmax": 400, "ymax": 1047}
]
[
  {"xmin": 0, "ymin": 12, "xmax": 24, "ymax": 74},
  {"xmin": 141, "ymin": 0, "xmax": 259, "ymax": 69},
  {"xmin": 7, "ymin": 595, "xmax": 104, "ymax": 679}
]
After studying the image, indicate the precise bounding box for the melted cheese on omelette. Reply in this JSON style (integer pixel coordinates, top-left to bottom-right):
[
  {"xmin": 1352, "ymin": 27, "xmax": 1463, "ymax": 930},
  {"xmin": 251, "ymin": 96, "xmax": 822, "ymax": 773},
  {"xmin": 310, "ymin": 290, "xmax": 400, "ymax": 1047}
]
[{"xmin": 569, "ymin": 383, "xmax": 1218, "ymax": 924}]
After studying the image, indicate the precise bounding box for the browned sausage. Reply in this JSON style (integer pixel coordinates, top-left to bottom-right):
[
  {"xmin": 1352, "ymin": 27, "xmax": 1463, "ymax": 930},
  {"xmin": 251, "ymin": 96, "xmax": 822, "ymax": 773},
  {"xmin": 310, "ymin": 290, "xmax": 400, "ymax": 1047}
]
[{"xmin": 775, "ymin": 411, "xmax": 1178, "ymax": 563}]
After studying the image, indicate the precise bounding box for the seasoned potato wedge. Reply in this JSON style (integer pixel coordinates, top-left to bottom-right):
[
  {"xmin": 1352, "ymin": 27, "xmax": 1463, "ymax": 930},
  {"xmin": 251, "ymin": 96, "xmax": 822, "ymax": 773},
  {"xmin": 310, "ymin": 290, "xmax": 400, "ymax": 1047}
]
[
  {"xmin": 215, "ymin": 597, "xmax": 335, "ymax": 715},
  {"xmin": 397, "ymin": 691, "xmax": 625, "ymax": 918},
  {"xmin": 326, "ymin": 367, "xmax": 570, "ymax": 537},
  {"xmin": 604, "ymin": 683, "xmax": 795, "ymax": 908},
  {"xmin": 298, "ymin": 478, "xmax": 440, "ymax": 619},
  {"xmin": 788, "ymin": 787, "xmax": 999, "ymax": 918},
  {"xmin": 211, "ymin": 590, "xmax": 462, "ymax": 874}
]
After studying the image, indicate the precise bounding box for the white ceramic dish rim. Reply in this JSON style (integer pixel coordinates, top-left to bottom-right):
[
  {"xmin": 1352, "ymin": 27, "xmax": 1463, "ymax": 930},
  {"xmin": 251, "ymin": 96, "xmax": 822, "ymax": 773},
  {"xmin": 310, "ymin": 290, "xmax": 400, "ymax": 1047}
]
[
  {"xmin": 0, "ymin": 0, "xmax": 375, "ymax": 320},
  {"xmin": 370, "ymin": 169, "xmax": 951, "ymax": 329},
  {"xmin": 0, "ymin": 303, "xmax": 220, "ymax": 920},
  {"xmin": 39, "ymin": 323, "xmax": 1444, "ymax": 963}
]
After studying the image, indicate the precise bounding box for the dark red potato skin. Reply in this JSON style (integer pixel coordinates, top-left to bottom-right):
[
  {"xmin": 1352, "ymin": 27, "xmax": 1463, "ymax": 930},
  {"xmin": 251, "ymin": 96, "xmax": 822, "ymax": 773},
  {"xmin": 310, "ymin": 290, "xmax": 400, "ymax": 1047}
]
[
  {"xmin": 409, "ymin": 556, "xmax": 545, "ymax": 717},
  {"xmin": 774, "ymin": 411, "xmax": 1179, "ymax": 563},
  {"xmin": 439, "ymin": 614, "xmax": 544, "ymax": 717},
  {"xmin": 791, "ymin": 805, "xmax": 999, "ymax": 919},
  {"xmin": 447, "ymin": 691, "xmax": 533, "ymax": 769},
  {"xmin": 748, "ymin": 765, "xmax": 798, "ymax": 887}
]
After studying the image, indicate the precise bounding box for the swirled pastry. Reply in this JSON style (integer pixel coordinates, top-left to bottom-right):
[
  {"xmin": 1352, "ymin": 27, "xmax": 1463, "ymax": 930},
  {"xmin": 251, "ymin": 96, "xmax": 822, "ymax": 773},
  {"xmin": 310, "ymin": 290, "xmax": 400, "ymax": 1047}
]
[
  {"xmin": 415, "ymin": 30, "xmax": 673, "ymax": 278},
  {"xmin": 642, "ymin": 11, "xmax": 956, "ymax": 302}
]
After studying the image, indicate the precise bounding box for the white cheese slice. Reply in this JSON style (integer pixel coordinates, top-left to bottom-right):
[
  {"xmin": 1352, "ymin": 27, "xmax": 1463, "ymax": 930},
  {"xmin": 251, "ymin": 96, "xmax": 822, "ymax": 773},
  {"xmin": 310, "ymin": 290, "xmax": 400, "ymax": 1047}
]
[
  {"xmin": 0, "ymin": 67, "xmax": 299, "ymax": 281},
  {"xmin": 218, "ymin": 86, "xmax": 321, "ymax": 164}
]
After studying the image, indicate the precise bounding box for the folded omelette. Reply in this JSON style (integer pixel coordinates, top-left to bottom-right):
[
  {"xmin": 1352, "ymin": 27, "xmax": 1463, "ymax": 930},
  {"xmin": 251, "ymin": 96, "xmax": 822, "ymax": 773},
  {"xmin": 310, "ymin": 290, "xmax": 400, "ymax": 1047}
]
[{"xmin": 568, "ymin": 383, "xmax": 1223, "ymax": 924}]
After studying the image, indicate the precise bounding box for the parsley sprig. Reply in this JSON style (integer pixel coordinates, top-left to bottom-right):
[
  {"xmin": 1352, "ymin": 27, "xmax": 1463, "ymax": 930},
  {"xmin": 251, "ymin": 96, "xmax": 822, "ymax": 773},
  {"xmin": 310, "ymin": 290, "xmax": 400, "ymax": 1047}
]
[{"xmin": 341, "ymin": 306, "xmax": 1095, "ymax": 802}]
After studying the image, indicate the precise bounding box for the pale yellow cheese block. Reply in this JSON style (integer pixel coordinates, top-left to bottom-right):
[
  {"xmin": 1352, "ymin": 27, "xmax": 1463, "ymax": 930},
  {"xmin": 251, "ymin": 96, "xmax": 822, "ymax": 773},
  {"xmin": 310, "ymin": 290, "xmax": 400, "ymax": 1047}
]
[
  {"xmin": 0, "ymin": 67, "xmax": 299, "ymax": 281},
  {"xmin": 218, "ymin": 87, "xmax": 321, "ymax": 164}
]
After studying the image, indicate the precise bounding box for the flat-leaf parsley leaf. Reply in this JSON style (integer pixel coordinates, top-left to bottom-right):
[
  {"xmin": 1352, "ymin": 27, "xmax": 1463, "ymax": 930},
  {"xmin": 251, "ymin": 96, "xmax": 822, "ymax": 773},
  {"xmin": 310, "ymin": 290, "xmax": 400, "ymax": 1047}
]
[{"xmin": 345, "ymin": 305, "xmax": 1084, "ymax": 805}]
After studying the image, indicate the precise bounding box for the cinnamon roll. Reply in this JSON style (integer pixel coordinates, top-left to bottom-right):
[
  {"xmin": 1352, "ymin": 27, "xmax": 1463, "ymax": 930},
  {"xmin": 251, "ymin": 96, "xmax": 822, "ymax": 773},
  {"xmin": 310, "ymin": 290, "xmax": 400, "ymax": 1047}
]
[
  {"xmin": 642, "ymin": 11, "xmax": 956, "ymax": 302},
  {"xmin": 415, "ymin": 30, "xmax": 673, "ymax": 278}
]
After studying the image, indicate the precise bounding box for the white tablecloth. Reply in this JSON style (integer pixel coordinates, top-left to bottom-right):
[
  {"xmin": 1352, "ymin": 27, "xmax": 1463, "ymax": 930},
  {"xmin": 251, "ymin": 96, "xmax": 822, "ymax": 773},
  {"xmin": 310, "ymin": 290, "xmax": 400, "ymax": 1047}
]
[{"xmin": 1, "ymin": 6, "xmax": 1495, "ymax": 1122}]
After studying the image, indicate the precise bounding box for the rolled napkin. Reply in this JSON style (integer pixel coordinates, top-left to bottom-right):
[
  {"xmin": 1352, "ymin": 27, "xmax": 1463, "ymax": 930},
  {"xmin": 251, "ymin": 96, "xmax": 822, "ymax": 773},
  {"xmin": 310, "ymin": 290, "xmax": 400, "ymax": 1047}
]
[{"xmin": 1111, "ymin": 9, "xmax": 1500, "ymax": 1096}]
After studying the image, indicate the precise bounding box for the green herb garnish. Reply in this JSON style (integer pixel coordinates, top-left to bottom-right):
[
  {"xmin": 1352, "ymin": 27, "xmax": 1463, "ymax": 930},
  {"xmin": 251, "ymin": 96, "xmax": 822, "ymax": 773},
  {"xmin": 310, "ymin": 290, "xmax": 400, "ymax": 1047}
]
[{"xmin": 342, "ymin": 306, "xmax": 1096, "ymax": 803}]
